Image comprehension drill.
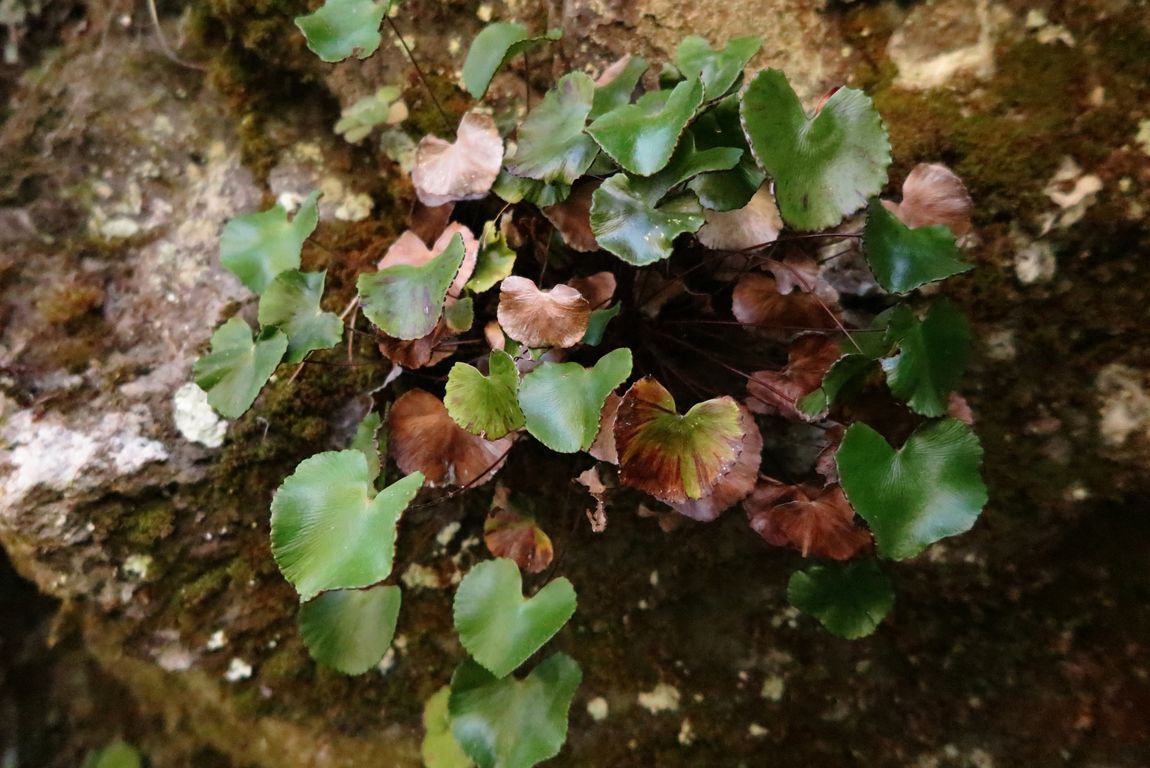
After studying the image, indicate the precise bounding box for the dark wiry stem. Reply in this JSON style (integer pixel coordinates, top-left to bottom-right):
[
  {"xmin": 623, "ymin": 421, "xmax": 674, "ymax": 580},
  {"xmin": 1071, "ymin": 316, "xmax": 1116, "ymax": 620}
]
[{"xmin": 386, "ymin": 16, "xmax": 453, "ymax": 136}]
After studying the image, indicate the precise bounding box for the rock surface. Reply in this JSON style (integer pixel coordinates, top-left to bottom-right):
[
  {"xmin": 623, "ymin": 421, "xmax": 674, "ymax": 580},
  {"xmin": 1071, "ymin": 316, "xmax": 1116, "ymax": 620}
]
[{"xmin": 2, "ymin": 1, "xmax": 1149, "ymax": 766}]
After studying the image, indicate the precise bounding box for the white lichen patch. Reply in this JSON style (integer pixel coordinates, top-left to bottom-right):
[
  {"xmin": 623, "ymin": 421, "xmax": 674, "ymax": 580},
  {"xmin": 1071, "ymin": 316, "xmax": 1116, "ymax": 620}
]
[
  {"xmin": 401, "ymin": 562, "xmax": 448, "ymax": 590},
  {"xmin": 1096, "ymin": 364, "xmax": 1150, "ymax": 447},
  {"xmin": 173, "ymin": 382, "xmax": 227, "ymax": 448},
  {"xmin": 677, "ymin": 718, "xmax": 695, "ymax": 746},
  {"xmin": 1024, "ymin": 9, "xmax": 1075, "ymax": 47},
  {"xmin": 760, "ymin": 675, "xmax": 786, "ymax": 702},
  {"xmin": 586, "ymin": 696, "xmax": 609, "ymax": 722},
  {"xmin": 1013, "ymin": 239, "xmax": 1057, "ymax": 285},
  {"xmin": 206, "ymin": 629, "xmax": 228, "ymax": 651},
  {"xmin": 1136, "ymin": 120, "xmax": 1150, "ymax": 156},
  {"xmin": 1, "ymin": 409, "xmax": 168, "ymax": 505},
  {"xmin": 435, "ymin": 521, "xmax": 461, "ymax": 548},
  {"xmin": 638, "ymin": 683, "xmax": 681, "ymax": 714},
  {"xmin": 121, "ymin": 554, "xmax": 152, "ymax": 580},
  {"xmin": 225, "ymin": 657, "xmax": 253, "ymax": 682},
  {"xmin": 748, "ymin": 723, "xmax": 768, "ymax": 738},
  {"xmin": 1043, "ymin": 156, "xmax": 1103, "ymax": 229}
]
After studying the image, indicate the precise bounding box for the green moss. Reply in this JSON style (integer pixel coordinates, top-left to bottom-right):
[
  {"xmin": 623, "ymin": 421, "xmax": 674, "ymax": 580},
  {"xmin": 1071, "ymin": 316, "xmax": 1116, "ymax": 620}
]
[
  {"xmin": 123, "ymin": 503, "xmax": 176, "ymax": 549},
  {"xmin": 181, "ymin": 567, "xmax": 231, "ymax": 607}
]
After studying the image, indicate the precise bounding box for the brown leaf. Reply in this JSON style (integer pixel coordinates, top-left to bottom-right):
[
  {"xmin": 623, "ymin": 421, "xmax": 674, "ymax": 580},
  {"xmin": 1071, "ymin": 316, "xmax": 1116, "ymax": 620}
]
[
  {"xmin": 378, "ymin": 223, "xmax": 478, "ymax": 298},
  {"xmin": 882, "ymin": 163, "xmax": 973, "ymax": 237},
  {"xmin": 484, "ymin": 484, "xmax": 554, "ymax": 573},
  {"xmin": 696, "ymin": 187, "xmax": 783, "ymax": 251},
  {"xmin": 543, "ymin": 179, "xmax": 601, "ymax": 252},
  {"xmin": 496, "ymin": 276, "xmax": 591, "ymax": 348},
  {"xmin": 575, "ymin": 467, "xmax": 608, "ymax": 533},
  {"xmin": 732, "ymin": 273, "xmax": 838, "ymax": 339},
  {"xmin": 595, "ymin": 54, "xmax": 639, "ymax": 87},
  {"xmin": 407, "ymin": 201, "xmax": 454, "ymax": 245},
  {"xmin": 568, "ymin": 271, "xmax": 617, "ymax": 310},
  {"xmin": 484, "ymin": 320, "xmax": 505, "ymax": 351},
  {"xmin": 588, "ymin": 393, "xmax": 621, "ymax": 464},
  {"xmin": 411, "ymin": 111, "xmax": 503, "ymax": 207},
  {"xmin": 947, "ymin": 391, "xmax": 975, "ymax": 425},
  {"xmin": 377, "ymin": 320, "xmax": 453, "ymax": 369},
  {"xmin": 747, "ymin": 334, "xmax": 842, "ymax": 419},
  {"xmin": 814, "ymin": 425, "xmax": 844, "ymax": 485},
  {"xmin": 745, "ymin": 480, "xmax": 872, "ymax": 560},
  {"xmin": 390, "ymin": 389, "xmax": 512, "ymax": 487},
  {"xmin": 670, "ymin": 405, "xmax": 763, "ymax": 522}
]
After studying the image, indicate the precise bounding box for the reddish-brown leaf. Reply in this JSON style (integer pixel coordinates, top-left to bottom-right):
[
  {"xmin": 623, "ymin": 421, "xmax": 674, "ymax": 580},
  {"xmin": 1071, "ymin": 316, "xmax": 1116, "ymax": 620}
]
[
  {"xmin": 377, "ymin": 320, "xmax": 454, "ymax": 369},
  {"xmin": 390, "ymin": 389, "xmax": 512, "ymax": 487},
  {"xmin": 484, "ymin": 485, "xmax": 554, "ymax": 573},
  {"xmin": 588, "ymin": 393, "xmax": 621, "ymax": 464},
  {"xmin": 543, "ymin": 179, "xmax": 601, "ymax": 253},
  {"xmin": 378, "ymin": 223, "xmax": 478, "ymax": 298},
  {"xmin": 747, "ymin": 334, "xmax": 842, "ymax": 419},
  {"xmin": 732, "ymin": 273, "xmax": 838, "ymax": 339},
  {"xmin": 745, "ymin": 480, "xmax": 872, "ymax": 560},
  {"xmin": 696, "ymin": 187, "xmax": 783, "ymax": 251}
]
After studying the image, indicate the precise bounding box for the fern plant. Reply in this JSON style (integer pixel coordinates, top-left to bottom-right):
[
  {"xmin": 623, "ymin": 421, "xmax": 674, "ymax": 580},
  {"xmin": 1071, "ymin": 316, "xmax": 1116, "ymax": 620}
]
[{"xmin": 192, "ymin": 4, "xmax": 989, "ymax": 765}]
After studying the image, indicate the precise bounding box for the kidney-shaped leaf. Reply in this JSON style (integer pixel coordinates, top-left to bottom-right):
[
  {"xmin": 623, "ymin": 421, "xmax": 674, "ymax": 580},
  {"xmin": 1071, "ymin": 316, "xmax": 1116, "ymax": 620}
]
[
  {"xmin": 413, "ymin": 113, "xmax": 504, "ymax": 208},
  {"xmin": 589, "ymin": 173, "xmax": 704, "ymax": 266},
  {"xmin": 463, "ymin": 22, "xmax": 561, "ymax": 99},
  {"xmin": 497, "ymin": 276, "xmax": 590, "ymax": 349},
  {"xmin": 467, "ymin": 221, "xmax": 517, "ymax": 294},
  {"xmin": 687, "ymin": 96, "xmax": 764, "ymax": 211},
  {"xmin": 746, "ymin": 480, "xmax": 872, "ymax": 560},
  {"xmin": 298, "ymin": 584, "xmax": 401, "ymax": 675},
  {"xmin": 257, "ymin": 270, "xmax": 343, "ymax": 363},
  {"xmin": 358, "ymin": 233, "xmax": 466, "ymax": 340},
  {"xmin": 449, "ymin": 654, "xmax": 581, "ymax": 768},
  {"xmin": 518, "ymin": 348, "xmax": 633, "ymax": 453},
  {"xmin": 883, "ymin": 162, "xmax": 972, "ymax": 237},
  {"xmin": 485, "ymin": 486, "xmax": 554, "ymax": 574},
  {"xmin": 837, "ymin": 418, "xmax": 987, "ymax": 560},
  {"xmin": 740, "ymin": 69, "xmax": 890, "ymax": 230},
  {"xmin": 862, "ymin": 199, "xmax": 972, "ymax": 294},
  {"xmin": 423, "ymin": 687, "xmax": 475, "ymax": 768},
  {"xmin": 787, "ymin": 560, "xmax": 894, "ymax": 639},
  {"xmin": 587, "ymin": 78, "xmax": 704, "ymax": 176},
  {"xmin": 295, "ymin": 0, "xmax": 388, "ymax": 62},
  {"xmin": 504, "ymin": 72, "xmax": 599, "ymax": 185},
  {"xmin": 453, "ymin": 558, "xmax": 576, "ymax": 678},
  {"xmin": 670, "ymin": 405, "xmax": 761, "ymax": 522},
  {"xmin": 615, "ymin": 377, "xmax": 744, "ymax": 503},
  {"xmin": 445, "ymin": 350, "xmax": 525, "ymax": 440},
  {"xmin": 194, "ymin": 317, "xmax": 287, "ymax": 419},
  {"xmin": 674, "ymin": 35, "xmax": 761, "ymax": 101},
  {"xmin": 881, "ymin": 300, "xmax": 971, "ymax": 417},
  {"xmin": 391, "ymin": 390, "xmax": 513, "ymax": 487},
  {"xmin": 270, "ymin": 450, "xmax": 424, "ymax": 600},
  {"xmin": 220, "ymin": 191, "xmax": 320, "ymax": 295}
]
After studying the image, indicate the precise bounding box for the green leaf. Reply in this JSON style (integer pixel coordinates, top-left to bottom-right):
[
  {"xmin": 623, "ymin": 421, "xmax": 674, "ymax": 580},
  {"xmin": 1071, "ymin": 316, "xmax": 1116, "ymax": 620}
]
[
  {"xmin": 491, "ymin": 170, "xmax": 571, "ymax": 207},
  {"xmin": 449, "ymin": 654, "xmax": 581, "ymax": 768},
  {"xmin": 194, "ymin": 317, "xmax": 287, "ymax": 419},
  {"xmin": 837, "ymin": 419, "xmax": 987, "ymax": 561},
  {"xmin": 740, "ymin": 69, "xmax": 890, "ymax": 230},
  {"xmin": 85, "ymin": 741, "xmax": 141, "ymax": 768},
  {"xmin": 445, "ymin": 351, "xmax": 525, "ymax": 440},
  {"xmin": 257, "ymin": 270, "xmax": 343, "ymax": 363},
  {"xmin": 581, "ymin": 303, "xmax": 619, "ymax": 346},
  {"xmin": 453, "ymin": 558, "xmax": 576, "ymax": 678},
  {"xmin": 298, "ymin": 584, "xmax": 401, "ymax": 675},
  {"xmin": 881, "ymin": 301, "xmax": 971, "ymax": 416},
  {"xmin": 358, "ymin": 233, "xmax": 466, "ymax": 340},
  {"xmin": 504, "ymin": 72, "xmax": 600, "ymax": 185},
  {"xmin": 636, "ymin": 131, "xmax": 743, "ymax": 201},
  {"xmin": 220, "ymin": 191, "xmax": 320, "ymax": 294},
  {"xmin": 862, "ymin": 199, "xmax": 973, "ymax": 294},
  {"xmin": 586, "ymin": 78, "xmax": 704, "ymax": 176},
  {"xmin": 517, "ymin": 347, "xmax": 632, "ymax": 452},
  {"xmin": 787, "ymin": 560, "xmax": 894, "ymax": 639},
  {"xmin": 468, "ymin": 221, "xmax": 517, "ymax": 293},
  {"xmin": 270, "ymin": 450, "xmax": 423, "ymax": 600},
  {"xmin": 589, "ymin": 173, "xmax": 704, "ymax": 266},
  {"xmin": 614, "ymin": 377, "xmax": 744, "ymax": 502},
  {"xmin": 350, "ymin": 410, "xmax": 383, "ymax": 485},
  {"xmin": 445, "ymin": 297, "xmax": 476, "ymax": 333},
  {"xmin": 687, "ymin": 96, "xmax": 765, "ymax": 211},
  {"xmin": 674, "ymin": 35, "xmax": 760, "ymax": 101},
  {"xmin": 795, "ymin": 353, "xmax": 877, "ymax": 419},
  {"xmin": 294, "ymin": 0, "xmax": 388, "ymax": 62},
  {"xmin": 589, "ymin": 56, "xmax": 648, "ymax": 120},
  {"xmin": 463, "ymin": 22, "xmax": 561, "ymax": 99},
  {"xmin": 423, "ymin": 687, "xmax": 475, "ymax": 768}
]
